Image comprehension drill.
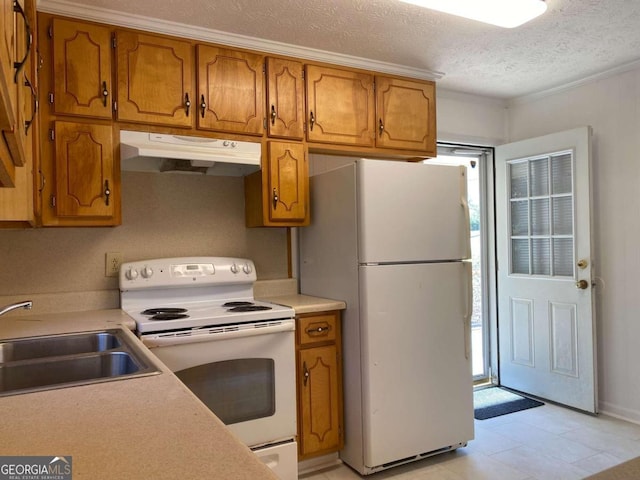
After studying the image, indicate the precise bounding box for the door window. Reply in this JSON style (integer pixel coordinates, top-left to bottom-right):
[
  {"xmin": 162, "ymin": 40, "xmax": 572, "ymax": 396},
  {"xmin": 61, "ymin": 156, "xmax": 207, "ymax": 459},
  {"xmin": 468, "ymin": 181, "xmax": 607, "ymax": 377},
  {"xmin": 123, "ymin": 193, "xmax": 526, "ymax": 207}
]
[
  {"xmin": 508, "ymin": 151, "xmax": 574, "ymax": 277},
  {"xmin": 175, "ymin": 358, "xmax": 275, "ymax": 425}
]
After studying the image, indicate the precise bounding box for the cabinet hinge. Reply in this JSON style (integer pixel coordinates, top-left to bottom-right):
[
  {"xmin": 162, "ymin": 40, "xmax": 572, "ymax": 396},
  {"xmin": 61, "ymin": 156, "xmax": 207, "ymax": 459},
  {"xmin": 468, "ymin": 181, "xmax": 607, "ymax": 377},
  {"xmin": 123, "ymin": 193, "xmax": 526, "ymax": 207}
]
[
  {"xmin": 48, "ymin": 92, "xmax": 54, "ymax": 104},
  {"xmin": 113, "ymin": 101, "xmax": 117, "ymax": 112},
  {"xmin": 262, "ymin": 63, "xmax": 265, "ymax": 74},
  {"xmin": 112, "ymin": 34, "xmax": 116, "ymax": 49},
  {"xmin": 48, "ymin": 128, "xmax": 55, "ymax": 141},
  {"xmin": 47, "ymin": 24, "xmax": 52, "ymax": 39},
  {"xmin": 263, "ymin": 118, "xmax": 267, "ymax": 129},
  {"xmin": 301, "ymin": 70, "xmax": 305, "ymax": 80},
  {"xmin": 50, "ymin": 195, "xmax": 56, "ymax": 208}
]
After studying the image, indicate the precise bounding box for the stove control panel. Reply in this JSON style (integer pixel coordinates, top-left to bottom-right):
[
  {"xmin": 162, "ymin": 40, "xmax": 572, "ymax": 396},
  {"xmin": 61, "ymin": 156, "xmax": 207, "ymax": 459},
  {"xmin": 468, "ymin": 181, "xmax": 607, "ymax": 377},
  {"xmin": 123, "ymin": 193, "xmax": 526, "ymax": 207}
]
[
  {"xmin": 171, "ymin": 263, "xmax": 214, "ymax": 278},
  {"xmin": 119, "ymin": 257, "xmax": 257, "ymax": 290}
]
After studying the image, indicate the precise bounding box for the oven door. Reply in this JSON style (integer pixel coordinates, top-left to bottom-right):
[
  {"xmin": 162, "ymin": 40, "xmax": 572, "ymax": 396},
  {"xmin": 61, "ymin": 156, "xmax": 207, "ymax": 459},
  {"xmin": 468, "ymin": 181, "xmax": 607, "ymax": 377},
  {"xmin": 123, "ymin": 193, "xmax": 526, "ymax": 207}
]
[{"xmin": 141, "ymin": 320, "xmax": 296, "ymax": 447}]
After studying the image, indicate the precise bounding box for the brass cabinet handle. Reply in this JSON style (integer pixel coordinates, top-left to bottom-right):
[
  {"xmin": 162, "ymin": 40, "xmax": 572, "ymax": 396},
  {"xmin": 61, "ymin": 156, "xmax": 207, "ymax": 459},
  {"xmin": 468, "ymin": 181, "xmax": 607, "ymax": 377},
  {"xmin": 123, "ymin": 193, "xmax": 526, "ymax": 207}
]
[
  {"xmin": 305, "ymin": 324, "xmax": 332, "ymax": 336},
  {"xmin": 13, "ymin": 0, "xmax": 32, "ymax": 83},
  {"xmin": 102, "ymin": 81, "xmax": 109, "ymax": 107},
  {"xmin": 303, "ymin": 361, "xmax": 309, "ymax": 387},
  {"xmin": 270, "ymin": 105, "xmax": 277, "ymax": 125},
  {"xmin": 379, "ymin": 118, "xmax": 384, "ymax": 136},
  {"xmin": 200, "ymin": 94, "xmax": 206, "ymax": 118},
  {"xmin": 104, "ymin": 180, "xmax": 111, "ymax": 206},
  {"xmin": 185, "ymin": 93, "xmax": 191, "ymax": 117},
  {"xmin": 309, "ymin": 110, "xmax": 315, "ymax": 131},
  {"xmin": 272, "ymin": 188, "xmax": 278, "ymax": 210}
]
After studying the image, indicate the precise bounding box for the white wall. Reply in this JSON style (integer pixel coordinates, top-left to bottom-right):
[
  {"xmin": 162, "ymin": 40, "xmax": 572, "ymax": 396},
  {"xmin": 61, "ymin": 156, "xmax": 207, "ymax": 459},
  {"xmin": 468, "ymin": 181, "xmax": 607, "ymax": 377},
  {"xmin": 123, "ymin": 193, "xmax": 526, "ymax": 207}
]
[
  {"xmin": 437, "ymin": 89, "xmax": 508, "ymax": 146},
  {"xmin": 507, "ymin": 66, "xmax": 640, "ymax": 422}
]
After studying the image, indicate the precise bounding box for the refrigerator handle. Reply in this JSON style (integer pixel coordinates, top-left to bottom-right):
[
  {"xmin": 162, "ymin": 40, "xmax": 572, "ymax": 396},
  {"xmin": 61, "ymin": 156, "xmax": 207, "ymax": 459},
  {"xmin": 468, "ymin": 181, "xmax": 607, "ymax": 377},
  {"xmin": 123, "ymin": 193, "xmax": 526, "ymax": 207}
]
[
  {"xmin": 459, "ymin": 166, "xmax": 472, "ymax": 259},
  {"xmin": 463, "ymin": 261, "xmax": 473, "ymax": 361}
]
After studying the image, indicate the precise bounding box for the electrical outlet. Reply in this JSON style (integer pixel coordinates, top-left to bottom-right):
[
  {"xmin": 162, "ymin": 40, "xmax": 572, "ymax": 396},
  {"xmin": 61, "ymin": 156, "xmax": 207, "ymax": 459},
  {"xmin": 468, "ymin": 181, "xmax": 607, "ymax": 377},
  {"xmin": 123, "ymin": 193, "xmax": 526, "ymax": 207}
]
[{"xmin": 105, "ymin": 252, "xmax": 123, "ymax": 277}]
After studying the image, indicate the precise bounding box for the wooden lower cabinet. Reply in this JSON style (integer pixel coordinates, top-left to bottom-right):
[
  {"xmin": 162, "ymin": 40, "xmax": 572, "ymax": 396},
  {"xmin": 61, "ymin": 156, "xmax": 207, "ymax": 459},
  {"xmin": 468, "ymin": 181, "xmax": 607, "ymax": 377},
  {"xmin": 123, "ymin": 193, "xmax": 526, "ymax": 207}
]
[{"xmin": 295, "ymin": 311, "xmax": 343, "ymax": 459}]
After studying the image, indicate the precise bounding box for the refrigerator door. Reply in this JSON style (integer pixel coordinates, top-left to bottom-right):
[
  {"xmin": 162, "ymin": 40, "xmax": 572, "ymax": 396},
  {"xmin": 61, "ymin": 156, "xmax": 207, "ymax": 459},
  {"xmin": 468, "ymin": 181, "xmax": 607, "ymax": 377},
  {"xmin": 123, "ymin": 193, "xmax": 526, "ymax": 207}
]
[
  {"xmin": 357, "ymin": 160, "xmax": 470, "ymax": 263},
  {"xmin": 359, "ymin": 261, "xmax": 474, "ymax": 469}
]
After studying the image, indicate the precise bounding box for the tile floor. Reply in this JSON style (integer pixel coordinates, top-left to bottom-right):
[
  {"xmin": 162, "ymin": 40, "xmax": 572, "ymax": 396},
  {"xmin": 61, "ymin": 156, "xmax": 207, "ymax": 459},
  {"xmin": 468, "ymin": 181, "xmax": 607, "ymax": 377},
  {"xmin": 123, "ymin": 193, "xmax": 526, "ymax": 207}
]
[{"xmin": 300, "ymin": 402, "xmax": 640, "ymax": 480}]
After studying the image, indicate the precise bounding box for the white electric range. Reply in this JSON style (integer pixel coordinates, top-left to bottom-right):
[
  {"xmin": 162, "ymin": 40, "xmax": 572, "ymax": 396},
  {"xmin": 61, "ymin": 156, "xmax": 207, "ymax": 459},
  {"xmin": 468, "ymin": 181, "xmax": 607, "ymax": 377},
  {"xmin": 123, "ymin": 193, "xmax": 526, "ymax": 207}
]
[{"xmin": 120, "ymin": 256, "xmax": 298, "ymax": 480}]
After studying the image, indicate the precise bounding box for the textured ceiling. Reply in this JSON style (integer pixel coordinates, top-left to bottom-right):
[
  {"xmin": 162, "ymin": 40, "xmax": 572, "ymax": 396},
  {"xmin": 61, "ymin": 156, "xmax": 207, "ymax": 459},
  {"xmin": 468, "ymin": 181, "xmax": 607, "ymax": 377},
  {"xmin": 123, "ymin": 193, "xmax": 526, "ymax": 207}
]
[{"xmin": 38, "ymin": 0, "xmax": 640, "ymax": 99}]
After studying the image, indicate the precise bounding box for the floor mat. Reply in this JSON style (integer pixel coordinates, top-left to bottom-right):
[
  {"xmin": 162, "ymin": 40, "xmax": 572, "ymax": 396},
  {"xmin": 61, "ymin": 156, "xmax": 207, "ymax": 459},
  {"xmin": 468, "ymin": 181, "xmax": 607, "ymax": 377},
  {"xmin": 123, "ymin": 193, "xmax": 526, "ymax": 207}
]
[{"xmin": 474, "ymin": 386, "xmax": 544, "ymax": 420}]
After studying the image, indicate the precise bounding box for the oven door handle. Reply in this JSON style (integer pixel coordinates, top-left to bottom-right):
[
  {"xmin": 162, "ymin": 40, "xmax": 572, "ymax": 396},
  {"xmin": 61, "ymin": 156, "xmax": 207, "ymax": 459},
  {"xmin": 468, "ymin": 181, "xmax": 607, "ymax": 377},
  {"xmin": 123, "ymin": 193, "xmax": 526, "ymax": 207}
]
[{"xmin": 140, "ymin": 320, "xmax": 295, "ymax": 348}]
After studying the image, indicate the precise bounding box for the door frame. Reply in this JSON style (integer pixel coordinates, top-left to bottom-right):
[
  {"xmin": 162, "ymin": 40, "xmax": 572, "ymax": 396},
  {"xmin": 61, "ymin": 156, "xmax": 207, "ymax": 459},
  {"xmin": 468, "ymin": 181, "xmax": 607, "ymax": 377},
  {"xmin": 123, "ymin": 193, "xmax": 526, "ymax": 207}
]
[{"xmin": 436, "ymin": 143, "xmax": 498, "ymax": 384}]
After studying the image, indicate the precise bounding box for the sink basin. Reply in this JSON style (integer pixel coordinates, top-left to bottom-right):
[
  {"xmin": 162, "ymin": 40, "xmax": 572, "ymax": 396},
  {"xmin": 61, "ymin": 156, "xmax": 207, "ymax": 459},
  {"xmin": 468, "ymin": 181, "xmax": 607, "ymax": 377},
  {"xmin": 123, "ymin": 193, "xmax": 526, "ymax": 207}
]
[
  {"xmin": 0, "ymin": 352, "xmax": 143, "ymax": 393},
  {"xmin": 0, "ymin": 329, "xmax": 160, "ymax": 397},
  {"xmin": 0, "ymin": 331, "xmax": 121, "ymax": 362}
]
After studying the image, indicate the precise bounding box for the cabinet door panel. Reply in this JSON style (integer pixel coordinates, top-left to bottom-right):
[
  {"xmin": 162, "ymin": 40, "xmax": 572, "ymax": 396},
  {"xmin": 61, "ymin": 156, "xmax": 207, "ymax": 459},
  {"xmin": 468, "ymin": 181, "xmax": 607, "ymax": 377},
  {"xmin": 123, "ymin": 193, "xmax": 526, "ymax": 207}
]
[
  {"xmin": 52, "ymin": 18, "xmax": 112, "ymax": 118},
  {"xmin": 267, "ymin": 141, "xmax": 308, "ymax": 223},
  {"xmin": 54, "ymin": 121, "xmax": 114, "ymax": 218},
  {"xmin": 0, "ymin": 0, "xmax": 17, "ymax": 131},
  {"xmin": 305, "ymin": 65, "xmax": 374, "ymax": 147},
  {"xmin": 375, "ymin": 76, "xmax": 436, "ymax": 153},
  {"xmin": 266, "ymin": 57, "xmax": 303, "ymax": 140},
  {"xmin": 197, "ymin": 45, "xmax": 264, "ymax": 135},
  {"xmin": 298, "ymin": 345, "xmax": 341, "ymax": 456},
  {"xmin": 116, "ymin": 31, "xmax": 192, "ymax": 127}
]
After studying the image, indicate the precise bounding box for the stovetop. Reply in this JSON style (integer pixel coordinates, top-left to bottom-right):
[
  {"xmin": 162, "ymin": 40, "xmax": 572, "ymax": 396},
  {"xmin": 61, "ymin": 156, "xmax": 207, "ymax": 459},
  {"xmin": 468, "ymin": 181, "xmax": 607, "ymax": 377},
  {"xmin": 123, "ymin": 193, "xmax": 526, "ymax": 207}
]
[{"xmin": 119, "ymin": 257, "xmax": 295, "ymax": 333}]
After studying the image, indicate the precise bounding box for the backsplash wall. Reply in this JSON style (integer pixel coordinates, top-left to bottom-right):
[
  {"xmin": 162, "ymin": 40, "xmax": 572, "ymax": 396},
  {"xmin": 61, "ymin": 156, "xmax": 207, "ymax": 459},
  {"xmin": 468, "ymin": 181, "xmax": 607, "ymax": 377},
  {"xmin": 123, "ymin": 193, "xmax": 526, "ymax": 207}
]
[{"xmin": 0, "ymin": 172, "xmax": 288, "ymax": 311}]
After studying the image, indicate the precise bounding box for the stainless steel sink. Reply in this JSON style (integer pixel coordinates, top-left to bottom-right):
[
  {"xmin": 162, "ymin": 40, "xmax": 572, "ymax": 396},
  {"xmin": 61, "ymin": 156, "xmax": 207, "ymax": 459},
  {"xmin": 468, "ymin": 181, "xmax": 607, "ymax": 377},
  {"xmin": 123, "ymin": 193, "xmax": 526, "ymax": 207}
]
[
  {"xmin": 0, "ymin": 331, "xmax": 121, "ymax": 362},
  {"xmin": 0, "ymin": 329, "xmax": 160, "ymax": 397}
]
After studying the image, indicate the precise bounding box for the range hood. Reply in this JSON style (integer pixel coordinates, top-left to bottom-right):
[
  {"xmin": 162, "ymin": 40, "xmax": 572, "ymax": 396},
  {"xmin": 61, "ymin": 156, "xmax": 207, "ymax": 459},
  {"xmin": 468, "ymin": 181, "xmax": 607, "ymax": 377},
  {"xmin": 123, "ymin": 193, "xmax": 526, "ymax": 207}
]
[{"xmin": 120, "ymin": 131, "xmax": 261, "ymax": 176}]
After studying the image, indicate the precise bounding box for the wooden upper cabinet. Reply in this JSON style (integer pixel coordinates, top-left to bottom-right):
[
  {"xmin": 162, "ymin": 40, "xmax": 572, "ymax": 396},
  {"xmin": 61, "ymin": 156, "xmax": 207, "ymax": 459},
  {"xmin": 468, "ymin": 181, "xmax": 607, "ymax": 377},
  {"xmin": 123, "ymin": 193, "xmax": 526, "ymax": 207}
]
[
  {"xmin": 266, "ymin": 57, "xmax": 304, "ymax": 140},
  {"xmin": 53, "ymin": 121, "xmax": 114, "ymax": 218},
  {"xmin": 51, "ymin": 18, "xmax": 112, "ymax": 119},
  {"xmin": 116, "ymin": 31, "xmax": 193, "ymax": 127},
  {"xmin": 305, "ymin": 65, "xmax": 374, "ymax": 147},
  {"xmin": 375, "ymin": 76, "xmax": 436, "ymax": 153},
  {"xmin": 268, "ymin": 141, "xmax": 308, "ymax": 224},
  {"xmin": 0, "ymin": 0, "xmax": 17, "ymax": 132},
  {"xmin": 197, "ymin": 45, "xmax": 264, "ymax": 136},
  {"xmin": 0, "ymin": 0, "xmax": 32, "ymax": 178}
]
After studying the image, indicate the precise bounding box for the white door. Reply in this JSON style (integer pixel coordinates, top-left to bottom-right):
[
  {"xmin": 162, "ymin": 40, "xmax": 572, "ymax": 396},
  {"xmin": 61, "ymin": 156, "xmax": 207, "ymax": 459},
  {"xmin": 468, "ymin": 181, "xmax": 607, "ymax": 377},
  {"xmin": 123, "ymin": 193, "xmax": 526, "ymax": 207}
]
[{"xmin": 495, "ymin": 126, "xmax": 596, "ymax": 413}]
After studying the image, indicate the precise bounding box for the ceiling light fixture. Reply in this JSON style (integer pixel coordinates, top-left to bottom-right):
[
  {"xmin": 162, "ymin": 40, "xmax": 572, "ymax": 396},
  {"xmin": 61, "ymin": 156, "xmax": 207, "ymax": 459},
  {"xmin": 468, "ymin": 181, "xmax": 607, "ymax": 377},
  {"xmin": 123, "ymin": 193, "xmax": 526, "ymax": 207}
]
[{"xmin": 399, "ymin": 0, "xmax": 548, "ymax": 28}]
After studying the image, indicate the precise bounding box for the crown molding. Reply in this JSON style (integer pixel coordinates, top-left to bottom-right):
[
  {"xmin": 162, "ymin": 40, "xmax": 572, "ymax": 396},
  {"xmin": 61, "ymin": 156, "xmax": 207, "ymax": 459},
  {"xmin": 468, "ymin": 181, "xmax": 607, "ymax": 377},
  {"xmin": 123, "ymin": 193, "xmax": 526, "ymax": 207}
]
[
  {"xmin": 37, "ymin": 0, "xmax": 444, "ymax": 82},
  {"xmin": 509, "ymin": 58, "xmax": 640, "ymax": 105}
]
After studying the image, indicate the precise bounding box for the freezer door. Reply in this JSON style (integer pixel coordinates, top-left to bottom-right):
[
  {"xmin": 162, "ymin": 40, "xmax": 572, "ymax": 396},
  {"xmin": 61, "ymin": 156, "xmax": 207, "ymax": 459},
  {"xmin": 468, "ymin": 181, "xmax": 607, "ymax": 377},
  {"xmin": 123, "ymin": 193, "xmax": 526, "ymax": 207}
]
[
  {"xmin": 357, "ymin": 160, "xmax": 470, "ymax": 263},
  {"xmin": 359, "ymin": 262, "xmax": 474, "ymax": 468}
]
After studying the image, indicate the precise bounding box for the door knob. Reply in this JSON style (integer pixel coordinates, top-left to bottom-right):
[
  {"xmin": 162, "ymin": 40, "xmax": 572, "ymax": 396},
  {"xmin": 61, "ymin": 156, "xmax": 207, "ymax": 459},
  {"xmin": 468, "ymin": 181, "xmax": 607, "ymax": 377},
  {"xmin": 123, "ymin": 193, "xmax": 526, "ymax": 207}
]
[{"xmin": 576, "ymin": 279, "xmax": 589, "ymax": 290}]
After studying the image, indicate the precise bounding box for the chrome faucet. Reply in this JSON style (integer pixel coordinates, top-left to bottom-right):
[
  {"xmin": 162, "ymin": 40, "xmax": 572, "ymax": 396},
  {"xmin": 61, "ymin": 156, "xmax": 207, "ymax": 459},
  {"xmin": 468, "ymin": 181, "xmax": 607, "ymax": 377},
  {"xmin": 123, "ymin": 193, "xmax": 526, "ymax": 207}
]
[{"xmin": 0, "ymin": 300, "xmax": 33, "ymax": 317}]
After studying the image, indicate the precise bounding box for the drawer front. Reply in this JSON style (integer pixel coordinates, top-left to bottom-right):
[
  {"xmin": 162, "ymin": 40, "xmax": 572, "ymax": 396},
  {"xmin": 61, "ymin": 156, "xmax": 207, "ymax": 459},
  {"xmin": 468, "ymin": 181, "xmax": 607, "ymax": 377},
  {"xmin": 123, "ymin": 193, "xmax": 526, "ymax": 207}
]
[{"xmin": 298, "ymin": 314, "xmax": 337, "ymax": 346}]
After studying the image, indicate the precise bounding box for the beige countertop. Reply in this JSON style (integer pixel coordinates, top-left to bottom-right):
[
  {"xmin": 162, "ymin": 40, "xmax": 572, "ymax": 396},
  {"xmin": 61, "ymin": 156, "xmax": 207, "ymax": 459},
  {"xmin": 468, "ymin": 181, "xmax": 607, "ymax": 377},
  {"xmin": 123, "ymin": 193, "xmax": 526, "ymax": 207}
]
[
  {"xmin": 260, "ymin": 294, "xmax": 346, "ymax": 314},
  {"xmin": 0, "ymin": 309, "xmax": 278, "ymax": 480}
]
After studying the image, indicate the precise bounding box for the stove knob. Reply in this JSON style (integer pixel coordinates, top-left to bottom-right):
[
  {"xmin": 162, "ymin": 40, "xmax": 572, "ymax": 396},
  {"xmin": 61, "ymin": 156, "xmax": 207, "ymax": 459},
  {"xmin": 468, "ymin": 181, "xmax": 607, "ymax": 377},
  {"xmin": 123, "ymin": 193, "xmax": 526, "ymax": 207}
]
[
  {"xmin": 230, "ymin": 263, "xmax": 239, "ymax": 274},
  {"xmin": 242, "ymin": 263, "xmax": 252, "ymax": 274},
  {"xmin": 141, "ymin": 266, "xmax": 154, "ymax": 278},
  {"xmin": 125, "ymin": 268, "xmax": 139, "ymax": 280}
]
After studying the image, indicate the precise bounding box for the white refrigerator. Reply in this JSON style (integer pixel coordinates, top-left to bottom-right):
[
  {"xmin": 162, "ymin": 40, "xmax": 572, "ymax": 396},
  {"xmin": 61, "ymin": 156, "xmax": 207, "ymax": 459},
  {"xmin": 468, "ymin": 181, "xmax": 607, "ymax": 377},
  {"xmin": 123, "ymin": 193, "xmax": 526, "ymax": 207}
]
[{"xmin": 299, "ymin": 159, "xmax": 474, "ymax": 475}]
